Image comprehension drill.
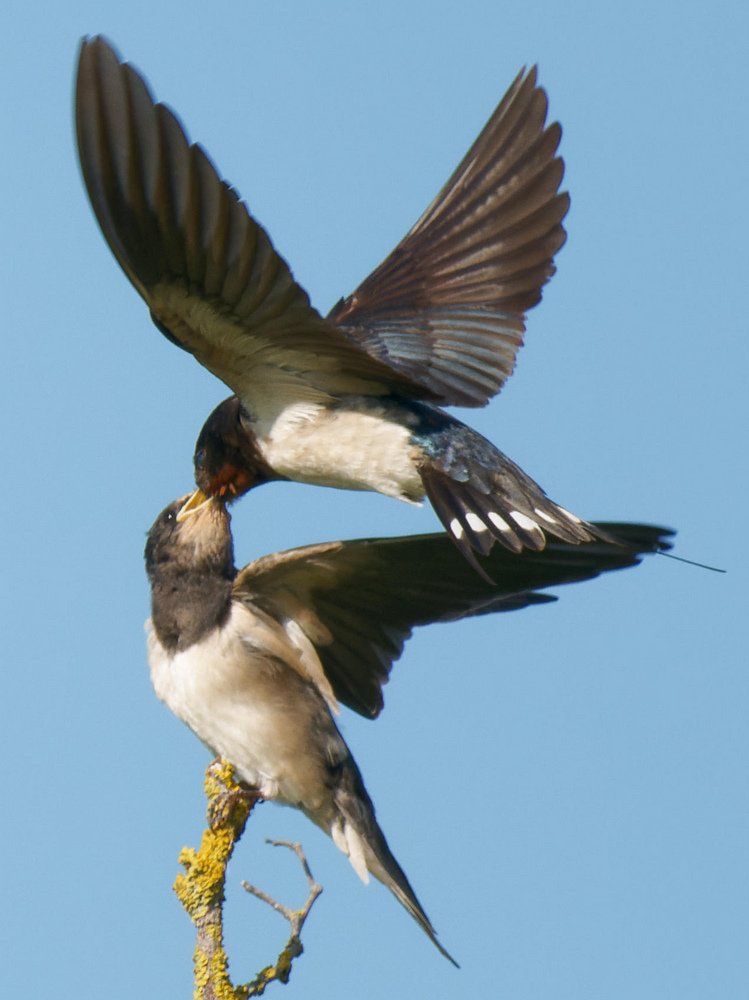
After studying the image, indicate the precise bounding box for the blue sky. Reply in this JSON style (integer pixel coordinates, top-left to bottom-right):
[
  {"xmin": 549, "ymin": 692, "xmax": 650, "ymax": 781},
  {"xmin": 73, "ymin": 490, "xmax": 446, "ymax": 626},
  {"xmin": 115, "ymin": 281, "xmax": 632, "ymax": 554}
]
[{"xmin": 2, "ymin": 2, "xmax": 747, "ymax": 997}]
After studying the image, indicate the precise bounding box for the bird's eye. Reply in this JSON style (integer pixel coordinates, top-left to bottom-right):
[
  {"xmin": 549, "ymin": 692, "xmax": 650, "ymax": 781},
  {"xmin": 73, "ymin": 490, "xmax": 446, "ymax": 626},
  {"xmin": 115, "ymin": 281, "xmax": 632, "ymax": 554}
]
[{"xmin": 194, "ymin": 447, "xmax": 206, "ymax": 469}]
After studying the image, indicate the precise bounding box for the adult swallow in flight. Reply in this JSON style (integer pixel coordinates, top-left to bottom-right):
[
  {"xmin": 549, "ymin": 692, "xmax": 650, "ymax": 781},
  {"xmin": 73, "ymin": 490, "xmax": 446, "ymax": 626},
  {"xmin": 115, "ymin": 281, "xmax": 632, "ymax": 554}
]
[
  {"xmin": 77, "ymin": 37, "xmax": 616, "ymax": 575},
  {"xmin": 145, "ymin": 489, "xmax": 671, "ymax": 956}
]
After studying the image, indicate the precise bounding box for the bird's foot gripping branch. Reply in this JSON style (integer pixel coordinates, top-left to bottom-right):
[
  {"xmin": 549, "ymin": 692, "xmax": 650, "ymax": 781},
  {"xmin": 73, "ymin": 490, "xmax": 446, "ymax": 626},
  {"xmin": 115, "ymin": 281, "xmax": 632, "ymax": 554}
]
[{"xmin": 173, "ymin": 758, "xmax": 323, "ymax": 999}]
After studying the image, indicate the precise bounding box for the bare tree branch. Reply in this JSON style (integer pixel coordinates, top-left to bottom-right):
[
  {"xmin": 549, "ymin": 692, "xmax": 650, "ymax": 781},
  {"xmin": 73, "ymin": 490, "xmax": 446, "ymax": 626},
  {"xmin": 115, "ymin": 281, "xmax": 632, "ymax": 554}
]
[{"xmin": 173, "ymin": 759, "xmax": 323, "ymax": 999}]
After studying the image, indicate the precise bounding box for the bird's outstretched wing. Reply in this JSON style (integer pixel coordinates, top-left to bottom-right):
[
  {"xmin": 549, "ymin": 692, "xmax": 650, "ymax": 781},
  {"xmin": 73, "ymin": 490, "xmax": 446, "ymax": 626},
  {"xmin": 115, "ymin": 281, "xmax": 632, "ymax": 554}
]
[
  {"xmin": 234, "ymin": 523, "xmax": 673, "ymax": 719},
  {"xmin": 75, "ymin": 36, "xmax": 431, "ymax": 412},
  {"xmin": 327, "ymin": 66, "xmax": 569, "ymax": 407},
  {"xmin": 77, "ymin": 38, "xmax": 567, "ymax": 414}
]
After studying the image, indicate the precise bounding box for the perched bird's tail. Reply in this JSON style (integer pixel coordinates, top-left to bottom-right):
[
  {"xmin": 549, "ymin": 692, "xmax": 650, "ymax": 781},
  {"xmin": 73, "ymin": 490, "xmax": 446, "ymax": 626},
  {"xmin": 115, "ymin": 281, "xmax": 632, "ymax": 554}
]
[{"xmin": 327, "ymin": 758, "xmax": 459, "ymax": 966}]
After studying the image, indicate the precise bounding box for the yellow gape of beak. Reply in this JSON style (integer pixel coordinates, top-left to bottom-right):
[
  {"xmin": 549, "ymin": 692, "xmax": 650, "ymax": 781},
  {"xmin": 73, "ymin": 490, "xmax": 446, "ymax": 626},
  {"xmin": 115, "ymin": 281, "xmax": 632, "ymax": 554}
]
[{"xmin": 176, "ymin": 489, "xmax": 212, "ymax": 522}]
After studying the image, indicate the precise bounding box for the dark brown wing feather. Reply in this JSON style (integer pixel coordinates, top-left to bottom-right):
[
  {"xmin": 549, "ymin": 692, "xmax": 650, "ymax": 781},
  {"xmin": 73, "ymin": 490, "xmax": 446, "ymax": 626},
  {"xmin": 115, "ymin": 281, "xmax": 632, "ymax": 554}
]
[
  {"xmin": 327, "ymin": 67, "xmax": 569, "ymax": 407},
  {"xmin": 234, "ymin": 524, "xmax": 673, "ymax": 719},
  {"xmin": 75, "ymin": 36, "xmax": 432, "ymax": 403}
]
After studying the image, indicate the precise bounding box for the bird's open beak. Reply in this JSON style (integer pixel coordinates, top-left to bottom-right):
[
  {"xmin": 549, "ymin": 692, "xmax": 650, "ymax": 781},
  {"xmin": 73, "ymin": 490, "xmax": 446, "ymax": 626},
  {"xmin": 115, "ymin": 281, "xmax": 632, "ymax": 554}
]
[{"xmin": 177, "ymin": 488, "xmax": 213, "ymax": 522}]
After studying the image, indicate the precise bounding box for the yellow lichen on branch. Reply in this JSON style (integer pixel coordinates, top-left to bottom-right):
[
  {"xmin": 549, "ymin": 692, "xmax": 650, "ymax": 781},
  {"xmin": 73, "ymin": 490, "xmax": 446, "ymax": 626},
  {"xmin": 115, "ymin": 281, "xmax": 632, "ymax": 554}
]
[
  {"xmin": 173, "ymin": 759, "xmax": 323, "ymax": 999},
  {"xmin": 174, "ymin": 759, "xmax": 257, "ymax": 1000}
]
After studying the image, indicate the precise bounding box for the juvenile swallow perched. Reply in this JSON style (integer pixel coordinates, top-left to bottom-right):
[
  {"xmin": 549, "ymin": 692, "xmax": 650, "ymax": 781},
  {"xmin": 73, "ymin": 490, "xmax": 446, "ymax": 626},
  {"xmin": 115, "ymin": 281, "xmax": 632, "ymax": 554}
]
[
  {"xmin": 145, "ymin": 493, "xmax": 460, "ymax": 962},
  {"xmin": 77, "ymin": 37, "xmax": 615, "ymax": 572},
  {"xmin": 145, "ymin": 490, "xmax": 671, "ymax": 959}
]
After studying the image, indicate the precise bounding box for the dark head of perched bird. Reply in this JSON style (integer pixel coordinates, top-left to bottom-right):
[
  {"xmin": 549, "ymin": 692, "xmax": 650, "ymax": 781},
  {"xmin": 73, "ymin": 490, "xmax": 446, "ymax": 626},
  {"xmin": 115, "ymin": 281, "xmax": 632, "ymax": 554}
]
[
  {"xmin": 144, "ymin": 491, "xmax": 236, "ymax": 649},
  {"xmin": 77, "ymin": 37, "xmax": 626, "ymax": 578},
  {"xmin": 144, "ymin": 489, "xmax": 672, "ymax": 959}
]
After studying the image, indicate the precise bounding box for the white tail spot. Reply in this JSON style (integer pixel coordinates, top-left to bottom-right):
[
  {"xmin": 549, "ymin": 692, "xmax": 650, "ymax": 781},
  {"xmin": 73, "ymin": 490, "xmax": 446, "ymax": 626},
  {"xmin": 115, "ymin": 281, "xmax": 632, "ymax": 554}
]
[
  {"xmin": 449, "ymin": 518, "xmax": 465, "ymax": 540},
  {"xmin": 331, "ymin": 820, "xmax": 369, "ymax": 884},
  {"xmin": 510, "ymin": 511, "xmax": 542, "ymax": 532},
  {"xmin": 555, "ymin": 505, "xmax": 583, "ymax": 524},
  {"xmin": 534, "ymin": 508, "xmax": 558, "ymax": 525},
  {"xmin": 465, "ymin": 512, "xmax": 489, "ymax": 533},
  {"xmin": 345, "ymin": 823, "xmax": 370, "ymax": 884},
  {"xmin": 488, "ymin": 511, "xmax": 512, "ymax": 532}
]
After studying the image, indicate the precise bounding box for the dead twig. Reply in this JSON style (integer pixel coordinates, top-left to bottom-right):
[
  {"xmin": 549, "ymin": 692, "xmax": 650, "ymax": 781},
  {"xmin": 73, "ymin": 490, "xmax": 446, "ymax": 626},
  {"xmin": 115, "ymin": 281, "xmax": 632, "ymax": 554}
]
[{"xmin": 242, "ymin": 840, "xmax": 324, "ymax": 995}]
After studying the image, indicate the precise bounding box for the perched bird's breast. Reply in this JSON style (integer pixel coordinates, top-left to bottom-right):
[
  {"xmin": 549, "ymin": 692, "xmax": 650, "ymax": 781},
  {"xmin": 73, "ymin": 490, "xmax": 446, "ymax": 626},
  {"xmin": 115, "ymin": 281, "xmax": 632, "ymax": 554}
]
[
  {"xmin": 252, "ymin": 397, "xmax": 424, "ymax": 501},
  {"xmin": 146, "ymin": 604, "xmax": 344, "ymax": 816}
]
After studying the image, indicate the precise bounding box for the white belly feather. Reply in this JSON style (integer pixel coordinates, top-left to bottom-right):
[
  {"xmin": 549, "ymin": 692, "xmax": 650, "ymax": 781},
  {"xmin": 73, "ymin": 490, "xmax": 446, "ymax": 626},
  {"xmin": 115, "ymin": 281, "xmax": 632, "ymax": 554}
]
[
  {"xmin": 253, "ymin": 400, "xmax": 424, "ymax": 501},
  {"xmin": 147, "ymin": 604, "xmax": 337, "ymax": 814}
]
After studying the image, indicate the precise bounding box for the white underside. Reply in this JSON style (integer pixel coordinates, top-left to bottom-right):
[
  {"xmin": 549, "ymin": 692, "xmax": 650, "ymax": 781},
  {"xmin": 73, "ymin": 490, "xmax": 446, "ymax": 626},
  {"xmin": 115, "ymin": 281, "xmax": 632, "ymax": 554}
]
[
  {"xmin": 148, "ymin": 604, "xmax": 339, "ymax": 812},
  {"xmin": 251, "ymin": 400, "xmax": 424, "ymax": 502},
  {"xmin": 147, "ymin": 604, "xmax": 382, "ymax": 883},
  {"xmin": 146, "ymin": 602, "xmax": 426, "ymax": 902}
]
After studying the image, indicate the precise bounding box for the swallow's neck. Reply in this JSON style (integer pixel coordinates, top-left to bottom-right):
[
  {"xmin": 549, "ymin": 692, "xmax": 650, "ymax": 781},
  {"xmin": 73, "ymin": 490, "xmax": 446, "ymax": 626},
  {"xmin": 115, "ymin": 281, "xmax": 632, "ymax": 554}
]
[{"xmin": 150, "ymin": 560, "xmax": 234, "ymax": 653}]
